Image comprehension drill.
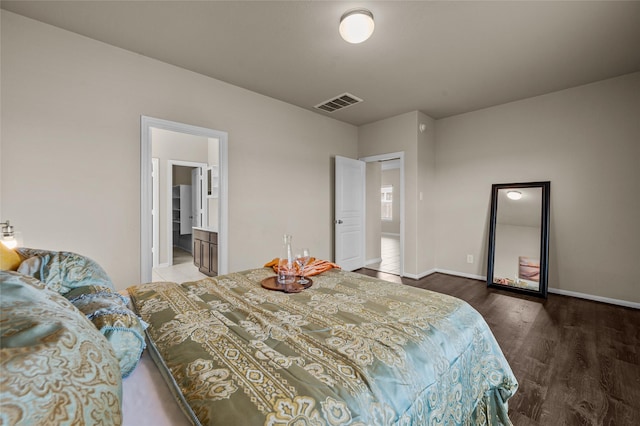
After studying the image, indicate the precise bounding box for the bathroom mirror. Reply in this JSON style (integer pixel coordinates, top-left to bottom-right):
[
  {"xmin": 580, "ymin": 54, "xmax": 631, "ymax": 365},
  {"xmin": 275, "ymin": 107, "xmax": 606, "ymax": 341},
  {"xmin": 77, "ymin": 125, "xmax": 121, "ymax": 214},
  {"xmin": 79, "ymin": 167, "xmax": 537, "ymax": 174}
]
[{"xmin": 487, "ymin": 181, "xmax": 550, "ymax": 298}]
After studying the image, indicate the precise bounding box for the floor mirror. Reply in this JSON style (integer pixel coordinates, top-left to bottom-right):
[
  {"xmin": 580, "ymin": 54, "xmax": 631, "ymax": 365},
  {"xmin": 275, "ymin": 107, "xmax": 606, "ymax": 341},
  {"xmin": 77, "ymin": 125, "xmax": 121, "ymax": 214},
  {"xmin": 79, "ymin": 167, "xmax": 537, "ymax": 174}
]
[{"xmin": 487, "ymin": 181, "xmax": 550, "ymax": 298}]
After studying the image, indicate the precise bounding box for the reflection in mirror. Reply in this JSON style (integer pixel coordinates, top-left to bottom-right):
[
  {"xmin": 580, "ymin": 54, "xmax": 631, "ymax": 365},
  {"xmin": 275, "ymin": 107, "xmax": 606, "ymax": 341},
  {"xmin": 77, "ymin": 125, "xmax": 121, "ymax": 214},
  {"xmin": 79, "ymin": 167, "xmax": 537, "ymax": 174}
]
[{"xmin": 487, "ymin": 182, "xmax": 550, "ymax": 298}]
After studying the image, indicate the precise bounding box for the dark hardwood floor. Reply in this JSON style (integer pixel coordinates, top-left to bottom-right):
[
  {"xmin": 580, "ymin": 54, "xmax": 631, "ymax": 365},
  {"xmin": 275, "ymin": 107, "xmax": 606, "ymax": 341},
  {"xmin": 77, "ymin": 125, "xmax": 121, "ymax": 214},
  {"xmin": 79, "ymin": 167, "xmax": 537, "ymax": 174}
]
[{"xmin": 355, "ymin": 269, "xmax": 640, "ymax": 426}]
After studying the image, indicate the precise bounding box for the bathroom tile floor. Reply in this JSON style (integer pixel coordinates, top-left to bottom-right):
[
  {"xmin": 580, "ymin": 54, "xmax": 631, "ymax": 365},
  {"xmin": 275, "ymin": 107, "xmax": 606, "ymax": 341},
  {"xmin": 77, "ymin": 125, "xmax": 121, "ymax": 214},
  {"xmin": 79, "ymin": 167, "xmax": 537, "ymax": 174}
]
[
  {"xmin": 152, "ymin": 247, "xmax": 208, "ymax": 283},
  {"xmin": 365, "ymin": 235, "xmax": 400, "ymax": 275}
]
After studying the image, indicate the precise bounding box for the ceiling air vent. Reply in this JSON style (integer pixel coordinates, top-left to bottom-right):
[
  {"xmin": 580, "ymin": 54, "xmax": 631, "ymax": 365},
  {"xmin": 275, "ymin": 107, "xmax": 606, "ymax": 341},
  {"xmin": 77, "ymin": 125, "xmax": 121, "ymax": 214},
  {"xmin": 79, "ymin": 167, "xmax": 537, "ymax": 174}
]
[{"xmin": 314, "ymin": 93, "xmax": 363, "ymax": 113}]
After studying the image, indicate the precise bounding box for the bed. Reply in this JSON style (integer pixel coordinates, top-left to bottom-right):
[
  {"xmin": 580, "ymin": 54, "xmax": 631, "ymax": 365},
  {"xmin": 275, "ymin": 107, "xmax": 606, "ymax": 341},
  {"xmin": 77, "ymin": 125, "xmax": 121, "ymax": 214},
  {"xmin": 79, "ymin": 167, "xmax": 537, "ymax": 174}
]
[
  {"xmin": 125, "ymin": 267, "xmax": 518, "ymax": 425},
  {"xmin": 1, "ymin": 247, "xmax": 142, "ymax": 425},
  {"xmin": 1, "ymin": 247, "xmax": 517, "ymax": 425}
]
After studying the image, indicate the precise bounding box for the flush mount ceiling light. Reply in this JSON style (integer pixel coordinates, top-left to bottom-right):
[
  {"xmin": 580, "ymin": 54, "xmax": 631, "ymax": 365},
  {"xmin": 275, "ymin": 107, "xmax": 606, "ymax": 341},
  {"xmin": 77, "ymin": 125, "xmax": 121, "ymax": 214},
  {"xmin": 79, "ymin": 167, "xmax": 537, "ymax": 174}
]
[
  {"xmin": 506, "ymin": 191, "xmax": 522, "ymax": 200},
  {"xmin": 339, "ymin": 9, "xmax": 375, "ymax": 44}
]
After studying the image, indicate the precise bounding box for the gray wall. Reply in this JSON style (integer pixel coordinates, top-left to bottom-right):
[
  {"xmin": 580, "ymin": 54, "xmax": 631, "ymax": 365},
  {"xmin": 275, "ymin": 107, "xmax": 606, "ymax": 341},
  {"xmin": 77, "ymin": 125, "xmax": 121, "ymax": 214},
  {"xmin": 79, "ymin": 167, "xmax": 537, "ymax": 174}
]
[
  {"xmin": 358, "ymin": 74, "xmax": 639, "ymax": 304},
  {"xmin": 2, "ymin": 11, "xmax": 637, "ymax": 304},
  {"xmin": 1, "ymin": 11, "xmax": 357, "ymax": 288},
  {"xmin": 435, "ymin": 72, "xmax": 640, "ymax": 303},
  {"xmin": 359, "ymin": 112, "xmax": 421, "ymax": 276},
  {"xmin": 359, "ymin": 111, "xmax": 437, "ymax": 278},
  {"xmin": 417, "ymin": 113, "xmax": 437, "ymax": 277}
]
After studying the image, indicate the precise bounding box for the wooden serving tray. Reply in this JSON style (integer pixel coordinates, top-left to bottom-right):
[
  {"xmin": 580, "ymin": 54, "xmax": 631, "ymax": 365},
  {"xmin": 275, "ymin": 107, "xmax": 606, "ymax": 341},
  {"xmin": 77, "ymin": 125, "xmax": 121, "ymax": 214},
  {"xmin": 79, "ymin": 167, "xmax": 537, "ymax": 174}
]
[{"xmin": 261, "ymin": 276, "xmax": 313, "ymax": 293}]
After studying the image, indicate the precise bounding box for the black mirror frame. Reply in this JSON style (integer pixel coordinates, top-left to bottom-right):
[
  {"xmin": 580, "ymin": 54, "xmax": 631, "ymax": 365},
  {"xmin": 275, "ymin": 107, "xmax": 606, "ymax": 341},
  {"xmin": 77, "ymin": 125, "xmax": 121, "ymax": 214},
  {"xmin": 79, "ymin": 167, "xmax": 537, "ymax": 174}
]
[{"xmin": 487, "ymin": 181, "xmax": 550, "ymax": 298}]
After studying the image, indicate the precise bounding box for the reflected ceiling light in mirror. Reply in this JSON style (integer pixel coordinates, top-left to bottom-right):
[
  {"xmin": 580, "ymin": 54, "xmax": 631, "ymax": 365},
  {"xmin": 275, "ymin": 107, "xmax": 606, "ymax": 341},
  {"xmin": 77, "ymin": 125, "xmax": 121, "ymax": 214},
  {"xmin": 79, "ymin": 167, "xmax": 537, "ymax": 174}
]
[
  {"xmin": 507, "ymin": 191, "xmax": 522, "ymax": 200},
  {"xmin": 339, "ymin": 9, "xmax": 375, "ymax": 44}
]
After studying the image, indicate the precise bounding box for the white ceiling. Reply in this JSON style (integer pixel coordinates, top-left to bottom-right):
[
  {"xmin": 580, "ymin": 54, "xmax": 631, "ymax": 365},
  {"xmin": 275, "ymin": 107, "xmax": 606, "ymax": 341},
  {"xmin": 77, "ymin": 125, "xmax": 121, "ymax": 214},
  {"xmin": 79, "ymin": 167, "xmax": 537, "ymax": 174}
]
[{"xmin": 3, "ymin": 0, "xmax": 639, "ymax": 126}]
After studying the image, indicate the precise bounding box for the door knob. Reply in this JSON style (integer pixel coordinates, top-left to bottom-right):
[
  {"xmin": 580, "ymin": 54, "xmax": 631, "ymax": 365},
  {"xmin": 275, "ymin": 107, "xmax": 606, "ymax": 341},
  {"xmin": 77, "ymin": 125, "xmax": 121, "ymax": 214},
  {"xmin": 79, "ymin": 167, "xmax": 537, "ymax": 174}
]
[{"xmin": 335, "ymin": 219, "xmax": 343, "ymax": 224}]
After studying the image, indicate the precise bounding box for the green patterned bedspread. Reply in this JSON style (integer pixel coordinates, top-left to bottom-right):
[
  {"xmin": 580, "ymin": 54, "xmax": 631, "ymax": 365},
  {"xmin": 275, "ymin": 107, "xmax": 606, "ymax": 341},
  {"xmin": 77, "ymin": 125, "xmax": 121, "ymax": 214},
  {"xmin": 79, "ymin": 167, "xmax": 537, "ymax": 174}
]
[{"xmin": 128, "ymin": 268, "xmax": 517, "ymax": 426}]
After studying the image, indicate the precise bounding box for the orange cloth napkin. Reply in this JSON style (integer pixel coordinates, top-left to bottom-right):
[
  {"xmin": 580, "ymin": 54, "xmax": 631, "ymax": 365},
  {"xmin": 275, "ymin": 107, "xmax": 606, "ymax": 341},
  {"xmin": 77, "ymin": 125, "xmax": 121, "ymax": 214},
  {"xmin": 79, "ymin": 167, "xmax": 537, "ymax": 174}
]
[{"xmin": 264, "ymin": 257, "xmax": 341, "ymax": 277}]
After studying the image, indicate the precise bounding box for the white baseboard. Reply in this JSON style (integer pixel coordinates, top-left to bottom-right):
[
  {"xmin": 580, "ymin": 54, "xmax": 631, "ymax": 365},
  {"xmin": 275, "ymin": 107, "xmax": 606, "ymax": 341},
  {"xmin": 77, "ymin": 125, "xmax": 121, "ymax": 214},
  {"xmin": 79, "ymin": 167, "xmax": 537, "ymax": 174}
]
[
  {"xmin": 365, "ymin": 257, "xmax": 383, "ymax": 265},
  {"xmin": 381, "ymin": 232, "xmax": 400, "ymax": 237},
  {"xmin": 403, "ymin": 268, "xmax": 437, "ymax": 280},
  {"xmin": 435, "ymin": 269, "xmax": 486, "ymax": 281},
  {"xmin": 547, "ymin": 288, "xmax": 640, "ymax": 310},
  {"xmin": 422, "ymin": 269, "xmax": 639, "ymax": 310}
]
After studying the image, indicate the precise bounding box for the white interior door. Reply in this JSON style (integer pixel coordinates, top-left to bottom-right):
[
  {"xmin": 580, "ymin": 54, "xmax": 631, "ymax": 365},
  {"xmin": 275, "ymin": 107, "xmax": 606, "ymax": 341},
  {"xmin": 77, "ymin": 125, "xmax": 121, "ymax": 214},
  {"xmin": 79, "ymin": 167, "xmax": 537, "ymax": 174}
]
[
  {"xmin": 179, "ymin": 185, "xmax": 192, "ymax": 235},
  {"xmin": 190, "ymin": 168, "xmax": 203, "ymax": 228},
  {"xmin": 335, "ymin": 156, "xmax": 365, "ymax": 271}
]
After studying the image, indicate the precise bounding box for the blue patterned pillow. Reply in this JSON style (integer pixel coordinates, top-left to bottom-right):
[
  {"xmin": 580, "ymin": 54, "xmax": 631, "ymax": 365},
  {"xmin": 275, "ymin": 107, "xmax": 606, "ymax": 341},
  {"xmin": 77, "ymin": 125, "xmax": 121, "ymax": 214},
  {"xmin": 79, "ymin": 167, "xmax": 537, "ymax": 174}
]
[
  {"xmin": 0, "ymin": 271, "xmax": 122, "ymax": 425},
  {"xmin": 16, "ymin": 248, "xmax": 114, "ymax": 295},
  {"xmin": 65, "ymin": 285, "xmax": 147, "ymax": 378}
]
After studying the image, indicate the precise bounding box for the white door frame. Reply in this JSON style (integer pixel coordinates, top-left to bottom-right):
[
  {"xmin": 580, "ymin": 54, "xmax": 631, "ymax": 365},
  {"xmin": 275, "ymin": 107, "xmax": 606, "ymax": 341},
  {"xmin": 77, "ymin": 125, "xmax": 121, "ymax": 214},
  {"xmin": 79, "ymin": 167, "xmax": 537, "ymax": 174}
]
[
  {"xmin": 166, "ymin": 160, "xmax": 207, "ymax": 266},
  {"xmin": 152, "ymin": 158, "xmax": 159, "ymax": 268},
  {"xmin": 359, "ymin": 152, "xmax": 405, "ymax": 277},
  {"xmin": 141, "ymin": 116, "xmax": 229, "ymax": 283}
]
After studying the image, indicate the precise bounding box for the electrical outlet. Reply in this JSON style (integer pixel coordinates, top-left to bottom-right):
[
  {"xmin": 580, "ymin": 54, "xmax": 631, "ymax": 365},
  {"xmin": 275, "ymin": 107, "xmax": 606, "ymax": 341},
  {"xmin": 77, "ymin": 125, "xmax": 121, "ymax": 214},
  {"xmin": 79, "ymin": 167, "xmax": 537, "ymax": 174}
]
[{"xmin": 466, "ymin": 254, "xmax": 474, "ymax": 264}]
